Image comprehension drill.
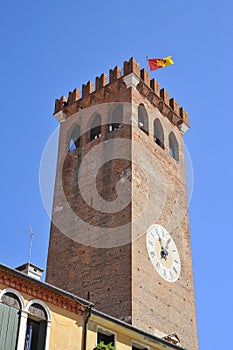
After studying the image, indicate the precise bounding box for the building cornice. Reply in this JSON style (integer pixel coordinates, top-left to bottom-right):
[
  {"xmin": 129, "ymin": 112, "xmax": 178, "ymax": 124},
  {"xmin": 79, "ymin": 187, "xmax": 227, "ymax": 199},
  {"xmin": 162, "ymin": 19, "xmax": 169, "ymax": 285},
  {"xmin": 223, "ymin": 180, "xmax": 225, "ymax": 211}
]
[{"xmin": 0, "ymin": 264, "xmax": 92, "ymax": 315}]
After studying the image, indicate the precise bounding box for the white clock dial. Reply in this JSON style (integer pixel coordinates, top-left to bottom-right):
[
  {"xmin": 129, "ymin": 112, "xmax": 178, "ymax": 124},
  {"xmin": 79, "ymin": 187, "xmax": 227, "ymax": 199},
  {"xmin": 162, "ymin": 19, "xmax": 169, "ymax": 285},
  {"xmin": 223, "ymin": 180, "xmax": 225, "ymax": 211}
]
[{"xmin": 146, "ymin": 224, "xmax": 181, "ymax": 282}]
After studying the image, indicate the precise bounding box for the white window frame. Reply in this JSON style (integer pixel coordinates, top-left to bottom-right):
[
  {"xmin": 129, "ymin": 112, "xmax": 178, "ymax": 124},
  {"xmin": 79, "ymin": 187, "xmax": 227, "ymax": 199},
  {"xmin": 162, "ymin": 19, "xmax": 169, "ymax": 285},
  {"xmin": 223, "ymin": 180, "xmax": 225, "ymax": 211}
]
[
  {"xmin": 25, "ymin": 299, "xmax": 51, "ymax": 350},
  {"xmin": 0, "ymin": 289, "xmax": 51, "ymax": 350},
  {"xmin": 0, "ymin": 288, "xmax": 25, "ymax": 350},
  {"xmin": 131, "ymin": 340, "xmax": 150, "ymax": 350}
]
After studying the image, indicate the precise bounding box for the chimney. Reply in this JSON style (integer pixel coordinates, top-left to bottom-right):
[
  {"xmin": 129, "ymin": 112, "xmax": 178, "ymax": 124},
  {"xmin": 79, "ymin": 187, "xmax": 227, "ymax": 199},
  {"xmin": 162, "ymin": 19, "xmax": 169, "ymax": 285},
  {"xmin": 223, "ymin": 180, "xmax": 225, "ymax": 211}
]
[{"xmin": 15, "ymin": 262, "xmax": 44, "ymax": 280}]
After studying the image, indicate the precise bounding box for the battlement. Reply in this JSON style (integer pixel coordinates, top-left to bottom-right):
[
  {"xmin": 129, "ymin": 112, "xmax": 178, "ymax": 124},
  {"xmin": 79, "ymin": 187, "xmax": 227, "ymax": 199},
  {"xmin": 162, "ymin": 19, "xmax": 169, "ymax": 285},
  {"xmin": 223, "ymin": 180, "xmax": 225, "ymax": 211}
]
[{"xmin": 54, "ymin": 57, "xmax": 189, "ymax": 130}]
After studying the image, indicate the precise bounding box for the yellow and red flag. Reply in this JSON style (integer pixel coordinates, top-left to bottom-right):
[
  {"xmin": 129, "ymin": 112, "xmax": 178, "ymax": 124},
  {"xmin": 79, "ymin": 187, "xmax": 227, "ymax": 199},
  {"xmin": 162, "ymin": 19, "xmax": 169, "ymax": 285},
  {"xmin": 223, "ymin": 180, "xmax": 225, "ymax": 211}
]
[{"xmin": 148, "ymin": 56, "xmax": 174, "ymax": 71}]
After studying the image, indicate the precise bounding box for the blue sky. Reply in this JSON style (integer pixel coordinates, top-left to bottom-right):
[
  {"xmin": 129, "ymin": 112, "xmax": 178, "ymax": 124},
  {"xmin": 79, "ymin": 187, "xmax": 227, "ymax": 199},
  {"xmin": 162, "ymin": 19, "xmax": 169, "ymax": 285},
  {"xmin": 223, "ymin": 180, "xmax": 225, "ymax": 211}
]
[{"xmin": 0, "ymin": 1, "xmax": 232, "ymax": 349}]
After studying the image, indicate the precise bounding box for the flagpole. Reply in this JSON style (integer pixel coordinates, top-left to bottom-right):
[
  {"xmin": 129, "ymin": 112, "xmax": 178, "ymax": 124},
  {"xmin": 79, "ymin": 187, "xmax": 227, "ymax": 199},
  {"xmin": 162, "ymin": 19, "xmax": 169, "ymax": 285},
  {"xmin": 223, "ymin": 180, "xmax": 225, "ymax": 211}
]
[{"xmin": 146, "ymin": 56, "xmax": 149, "ymax": 71}]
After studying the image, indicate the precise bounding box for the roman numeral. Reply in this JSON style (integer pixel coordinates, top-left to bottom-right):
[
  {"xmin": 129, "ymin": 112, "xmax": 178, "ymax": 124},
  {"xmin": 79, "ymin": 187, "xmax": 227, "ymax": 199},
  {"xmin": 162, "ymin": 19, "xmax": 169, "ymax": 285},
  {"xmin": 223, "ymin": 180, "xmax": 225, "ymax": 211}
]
[
  {"xmin": 150, "ymin": 251, "xmax": 155, "ymax": 258},
  {"xmin": 173, "ymin": 266, "xmax": 178, "ymax": 274},
  {"xmin": 156, "ymin": 261, "xmax": 160, "ymax": 270},
  {"xmin": 149, "ymin": 231, "xmax": 154, "ymax": 238}
]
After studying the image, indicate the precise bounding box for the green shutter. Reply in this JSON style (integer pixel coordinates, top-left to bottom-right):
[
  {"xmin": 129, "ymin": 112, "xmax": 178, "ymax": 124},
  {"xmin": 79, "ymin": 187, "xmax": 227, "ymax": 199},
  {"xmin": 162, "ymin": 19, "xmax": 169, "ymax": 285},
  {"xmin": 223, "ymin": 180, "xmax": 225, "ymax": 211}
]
[
  {"xmin": 37, "ymin": 320, "xmax": 46, "ymax": 350},
  {"xmin": 0, "ymin": 303, "xmax": 20, "ymax": 350}
]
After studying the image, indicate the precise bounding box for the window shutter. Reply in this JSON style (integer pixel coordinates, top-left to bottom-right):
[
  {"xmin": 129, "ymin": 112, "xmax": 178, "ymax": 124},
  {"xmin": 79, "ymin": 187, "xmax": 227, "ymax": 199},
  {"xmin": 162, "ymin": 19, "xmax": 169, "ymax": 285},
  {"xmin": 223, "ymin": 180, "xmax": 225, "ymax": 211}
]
[
  {"xmin": 36, "ymin": 320, "xmax": 46, "ymax": 350},
  {"xmin": 0, "ymin": 303, "xmax": 20, "ymax": 350}
]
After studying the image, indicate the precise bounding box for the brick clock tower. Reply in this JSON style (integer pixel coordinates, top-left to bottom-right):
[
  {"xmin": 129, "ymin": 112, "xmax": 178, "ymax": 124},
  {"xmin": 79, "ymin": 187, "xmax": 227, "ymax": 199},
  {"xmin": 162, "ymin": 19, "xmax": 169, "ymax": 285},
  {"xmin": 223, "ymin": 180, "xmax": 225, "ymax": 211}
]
[{"xmin": 46, "ymin": 58, "xmax": 198, "ymax": 350}]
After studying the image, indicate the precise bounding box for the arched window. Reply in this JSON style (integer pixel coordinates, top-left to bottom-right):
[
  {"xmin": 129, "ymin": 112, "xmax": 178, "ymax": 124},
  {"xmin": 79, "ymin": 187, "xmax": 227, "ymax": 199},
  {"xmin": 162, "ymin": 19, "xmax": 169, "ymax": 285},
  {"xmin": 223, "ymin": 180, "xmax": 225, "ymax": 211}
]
[
  {"xmin": 89, "ymin": 114, "xmax": 101, "ymax": 142},
  {"xmin": 154, "ymin": 118, "xmax": 164, "ymax": 149},
  {"xmin": 0, "ymin": 292, "xmax": 21, "ymax": 349},
  {"xmin": 109, "ymin": 104, "xmax": 123, "ymax": 132},
  {"xmin": 138, "ymin": 104, "xmax": 149, "ymax": 135},
  {"xmin": 169, "ymin": 132, "xmax": 179, "ymax": 161},
  {"xmin": 24, "ymin": 302, "xmax": 49, "ymax": 350},
  {"xmin": 68, "ymin": 124, "xmax": 81, "ymax": 152}
]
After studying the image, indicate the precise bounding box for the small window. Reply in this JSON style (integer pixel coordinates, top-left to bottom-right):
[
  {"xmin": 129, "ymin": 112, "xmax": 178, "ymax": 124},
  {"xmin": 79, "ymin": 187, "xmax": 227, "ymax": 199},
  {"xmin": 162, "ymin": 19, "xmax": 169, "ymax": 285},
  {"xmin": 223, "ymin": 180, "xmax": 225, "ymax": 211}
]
[
  {"xmin": 69, "ymin": 139, "xmax": 76, "ymax": 152},
  {"xmin": 169, "ymin": 132, "xmax": 179, "ymax": 161},
  {"xmin": 154, "ymin": 118, "xmax": 164, "ymax": 149},
  {"xmin": 109, "ymin": 104, "xmax": 123, "ymax": 132},
  {"xmin": 97, "ymin": 329, "xmax": 115, "ymax": 348},
  {"xmin": 89, "ymin": 114, "xmax": 101, "ymax": 142},
  {"xmin": 68, "ymin": 124, "xmax": 81, "ymax": 152},
  {"xmin": 138, "ymin": 104, "xmax": 149, "ymax": 135}
]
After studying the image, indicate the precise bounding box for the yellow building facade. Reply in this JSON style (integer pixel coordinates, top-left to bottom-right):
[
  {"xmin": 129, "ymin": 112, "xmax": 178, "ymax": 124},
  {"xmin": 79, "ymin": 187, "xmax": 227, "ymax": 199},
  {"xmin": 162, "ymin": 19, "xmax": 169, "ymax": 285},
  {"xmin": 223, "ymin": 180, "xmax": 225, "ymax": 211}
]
[
  {"xmin": 88, "ymin": 310, "xmax": 184, "ymax": 350},
  {"xmin": 0, "ymin": 263, "xmax": 185, "ymax": 350},
  {"xmin": 0, "ymin": 263, "xmax": 88, "ymax": 350}
]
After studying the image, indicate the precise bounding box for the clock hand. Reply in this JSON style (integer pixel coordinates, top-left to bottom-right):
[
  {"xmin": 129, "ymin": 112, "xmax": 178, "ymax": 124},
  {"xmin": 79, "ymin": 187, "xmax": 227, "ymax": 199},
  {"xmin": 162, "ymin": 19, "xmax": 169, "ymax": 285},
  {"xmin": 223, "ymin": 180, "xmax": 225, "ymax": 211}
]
[
  {"xmin": 158, "ymin": 236, "xmax": 163, "ymax": 247},
  {"xmin": 158, "ymin": 235, "xmax": 169, "ymax": 261},
  {"xmin": 165, "ymin": 238, "xmax": 171, "ymax": 250},
  {"xmin": 159, "ymin": 237, "xmax": 170, "ymax": 261}
]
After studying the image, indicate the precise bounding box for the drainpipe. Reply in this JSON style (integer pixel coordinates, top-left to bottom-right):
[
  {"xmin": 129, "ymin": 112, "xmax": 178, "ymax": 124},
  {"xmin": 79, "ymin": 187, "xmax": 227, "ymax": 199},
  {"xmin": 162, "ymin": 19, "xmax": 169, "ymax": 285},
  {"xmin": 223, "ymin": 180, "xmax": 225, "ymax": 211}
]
[{"xmin": 82, "ymin": 303, "xmax": 94, "ymax": 350}]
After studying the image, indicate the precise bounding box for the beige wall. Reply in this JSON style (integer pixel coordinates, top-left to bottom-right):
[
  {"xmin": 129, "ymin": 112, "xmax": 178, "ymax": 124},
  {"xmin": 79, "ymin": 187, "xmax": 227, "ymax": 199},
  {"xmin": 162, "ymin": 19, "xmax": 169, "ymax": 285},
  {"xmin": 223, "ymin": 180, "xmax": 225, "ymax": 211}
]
[
  {"xmin": 45, "ymin": 304, "xmax": 84, "ymax": 350},
  {"xmin": 87, "ymin": 313, "xmax": 175, "ymax": 350}
]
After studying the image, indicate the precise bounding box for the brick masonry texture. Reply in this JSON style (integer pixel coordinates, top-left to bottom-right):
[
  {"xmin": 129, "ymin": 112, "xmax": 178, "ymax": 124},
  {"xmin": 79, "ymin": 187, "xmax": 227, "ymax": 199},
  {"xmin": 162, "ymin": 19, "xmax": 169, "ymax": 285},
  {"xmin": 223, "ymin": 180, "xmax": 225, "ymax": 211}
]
[{"xmin": 46, "ymin": 58, "xmax": 198, "ymax": 350}]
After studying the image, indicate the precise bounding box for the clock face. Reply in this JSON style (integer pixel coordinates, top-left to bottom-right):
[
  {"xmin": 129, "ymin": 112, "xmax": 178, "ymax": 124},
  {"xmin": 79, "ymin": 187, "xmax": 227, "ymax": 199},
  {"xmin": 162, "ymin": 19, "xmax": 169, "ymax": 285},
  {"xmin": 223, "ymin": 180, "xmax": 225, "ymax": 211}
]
[{"xmin": 146, "ymin": 224, "xmax": 181, "ymax": 282}]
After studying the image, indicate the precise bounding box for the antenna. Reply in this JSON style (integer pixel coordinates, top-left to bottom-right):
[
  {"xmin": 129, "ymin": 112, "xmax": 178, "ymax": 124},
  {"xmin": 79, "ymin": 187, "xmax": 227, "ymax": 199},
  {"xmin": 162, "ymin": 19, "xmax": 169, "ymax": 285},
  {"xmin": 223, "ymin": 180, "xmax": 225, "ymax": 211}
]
[{"xmin": 28, "ymin": 225, "xmax": 35, "ymax": 265}]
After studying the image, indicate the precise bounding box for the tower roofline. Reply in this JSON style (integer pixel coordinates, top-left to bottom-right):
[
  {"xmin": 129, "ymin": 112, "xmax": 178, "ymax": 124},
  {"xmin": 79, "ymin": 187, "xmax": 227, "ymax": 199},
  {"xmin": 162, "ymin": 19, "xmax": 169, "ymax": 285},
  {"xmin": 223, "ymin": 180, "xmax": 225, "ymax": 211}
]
[{"xmin": 54, "ymin": 57, "xmax": 189, "ymax": 132}]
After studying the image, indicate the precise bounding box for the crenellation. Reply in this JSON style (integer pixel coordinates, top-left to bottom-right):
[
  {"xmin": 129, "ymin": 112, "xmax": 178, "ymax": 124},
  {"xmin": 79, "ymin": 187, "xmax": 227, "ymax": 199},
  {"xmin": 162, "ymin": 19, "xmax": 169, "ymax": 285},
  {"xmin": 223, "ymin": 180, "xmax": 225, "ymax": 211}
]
[
  {"xmin": 72, "ymin": 88, "xmax": 80, "ymax": 102},
  {"xmin": 160, "ymin": 88, "xmax": 170, "ymax": 105},
  {"xmin": 123, "ymin": 57, "xmax": 140, "ymax": 77},
  {"xmin": 68, "ymin": 92, "xmax": 72, "ymax": 105},
  {"xmin": 82, "ymin": 80, "xmax": 94, "ymax": 97},
  {"xmin": 150, "ymin": 78, "xmax": 161, "ymax": 95},
  {"xmin": 179, "ymin": 107, "xmax": 189, "ymax": 125},
  {"xmin": 150, "ymin": 78, "xmax": 156, "ymax": 92},
  {"xmin": 95, "ymin": 73, "xmax": 108, "ymax": 90},
  {"xmin": 109, "ymin": 66, "xmax": 122, "ymax": 83},
  {"xmin": 140, "ymin": 68, "xmax": 150, "ymax": 86},
  {"xmin": 68, "ymin": 88, "xmax": 80, "ymax": 105},
  {"xmin": 169, "ymin": 98, "xmax": 179, "ymax": 115},
  {"xmin": 54, "ymin": 95, "xmax": 67, "ymax": 114},
  {"xmin": 54, "ymin": 99, "xmax": 60, "ymax": 114},
  {"xmin": 53, "ymin": 57, "xmax": 189, "ymax": 129}
]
